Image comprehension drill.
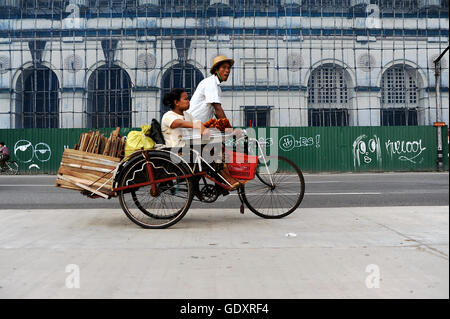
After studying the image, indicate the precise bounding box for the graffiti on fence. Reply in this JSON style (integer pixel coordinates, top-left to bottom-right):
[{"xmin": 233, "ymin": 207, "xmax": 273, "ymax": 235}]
[
  {"xmin": 14, "ymin": 140, "xmax": 52, "ymax": 170},
  {"xmin": 353, "ymin": 134, "xmax": 382, "ymax": 168},
  {"xmin": 279, "ymin": 134, "xmax": 321, "ymax": 152},
  {"xmin": 353, "ymin": 135, "xmax": 428, "ymax": 167},
  {"xmin": 224, "ymin": 136, "xmax": 274, "ymax": 153},
  {"xmin": 385, "ymin": 139, "xmax": 427, "ymax": 164}
]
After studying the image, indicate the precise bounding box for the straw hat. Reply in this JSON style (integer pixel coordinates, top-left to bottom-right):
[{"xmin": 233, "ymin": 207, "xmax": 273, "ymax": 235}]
[{"xmin": 210, "ymin": 55, "xmax": 235, "ymax": 74}]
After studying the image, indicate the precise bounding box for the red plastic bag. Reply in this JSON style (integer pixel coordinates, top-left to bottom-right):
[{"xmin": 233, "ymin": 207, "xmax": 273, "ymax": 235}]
[{"xmin": 225, "ymin": 149, "xmax": 258, "ymax": 180}]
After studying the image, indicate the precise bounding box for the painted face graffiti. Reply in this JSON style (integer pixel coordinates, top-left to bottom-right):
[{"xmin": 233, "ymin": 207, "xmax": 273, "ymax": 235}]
[
  {"xmin": 14, "ymin": 140, "xmax": 52, "ymax": 170},
  {"xmin": 352, "ymin": 134, "xmax": 382, "ymax": 168}
]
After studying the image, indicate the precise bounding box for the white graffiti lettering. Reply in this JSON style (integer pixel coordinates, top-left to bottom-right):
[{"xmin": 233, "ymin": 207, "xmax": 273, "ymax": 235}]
[
  {"xmin": 224, "ymin": 136, "xmax": 273, "ymax": 154},
  {"xmin": 385, "ymin": 139, "xmax": 426, "ymax": 164},
  {"xmin": 279, "ymin": 134, "xmax": 321, "ymax": 152}
]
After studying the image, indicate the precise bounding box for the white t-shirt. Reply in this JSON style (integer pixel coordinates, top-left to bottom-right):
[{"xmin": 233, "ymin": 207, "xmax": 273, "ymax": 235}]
[
  {"xmin": 189, "ymin": 75, "xmax": 222, "ymax": 123},
  {"xmin": 161, "ymin": 110, "xmax": 196, "ymax": 147}
]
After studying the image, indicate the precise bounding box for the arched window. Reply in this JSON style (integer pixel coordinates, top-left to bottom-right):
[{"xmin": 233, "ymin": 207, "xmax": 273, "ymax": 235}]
[
  {"xmin": 307, "ymin": 64, "xmax": 350, "ymax": 126},
  {"xmin": 87, "ymin": 64, "xmax": 132, "ymax": 128},
  {"xmin": 380, "ymin": 65, "xmax": 420, "ymax": 126},
  {"xmin": 15, "ymin": 65, "xmax": 59, "ymax": 128},
  {"xmin": 161, "ymin": 63, "xmax": 204, "ymax": 116}
]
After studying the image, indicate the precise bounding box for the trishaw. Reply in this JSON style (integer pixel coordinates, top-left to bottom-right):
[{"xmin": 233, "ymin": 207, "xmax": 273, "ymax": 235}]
[{"xmin": 58, "ymin": 130, "xmax": 305, "ymax": 229}]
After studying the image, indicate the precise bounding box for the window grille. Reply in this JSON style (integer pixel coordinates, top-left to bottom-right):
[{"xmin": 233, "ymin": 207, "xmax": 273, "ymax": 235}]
[
  {"xmin": 87, "ymin": 65, "xmax": 132, "ymax": 128},
  {"xmin": 307, "ymin": 66, "xmax": 350, "ymax": 126},
  {"xmin": 381, "ymin": 66, "xmax": 420, "ymax": 126},
  {"xmin": 15, "ymin": 66, "xmax": 59, "ymax": 129},
  {"xmin": 244, "ymin": 106, "xmax": 271, "ymax": 127}
]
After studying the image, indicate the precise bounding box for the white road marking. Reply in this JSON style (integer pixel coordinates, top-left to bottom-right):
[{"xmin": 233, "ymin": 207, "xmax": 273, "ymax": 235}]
[
  {"xmin": 0, "ymin": 184, "xmax": 55, "ymax": 187},
  {"xmin": 0, "ymin": 185, "xmax": 446, "ymax": 196},
  {"xmin": 230, "ymin": 192, "xmax": 382, "ymax": 196}
]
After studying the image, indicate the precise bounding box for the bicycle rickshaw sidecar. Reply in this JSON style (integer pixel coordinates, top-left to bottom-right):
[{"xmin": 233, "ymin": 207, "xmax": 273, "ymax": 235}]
[{"xmin": 56, "ymin": 130, "xmax": 306, "ymax": 229}]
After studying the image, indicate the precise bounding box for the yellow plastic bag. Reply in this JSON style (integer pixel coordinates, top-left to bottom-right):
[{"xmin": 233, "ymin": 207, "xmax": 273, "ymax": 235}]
[{"xmin": 124, "ymin": 125, "xmax": 155, "ymax": 157}]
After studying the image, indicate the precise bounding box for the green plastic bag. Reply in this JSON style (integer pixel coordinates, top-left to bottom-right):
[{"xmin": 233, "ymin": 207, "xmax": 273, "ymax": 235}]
[{"xmin": 124, "ymin": 125, "xmax": 155, "ymax": 157}]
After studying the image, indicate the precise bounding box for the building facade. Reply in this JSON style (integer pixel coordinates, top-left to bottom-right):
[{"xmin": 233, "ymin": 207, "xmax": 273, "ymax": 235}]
[{"xmin": 0, "ymin": 0, "xmax": 448, "ymax": 128}]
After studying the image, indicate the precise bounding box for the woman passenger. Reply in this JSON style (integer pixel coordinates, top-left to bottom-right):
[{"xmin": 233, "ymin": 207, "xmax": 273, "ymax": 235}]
[{"xmin": 161, "ymin": 88, "xmax": 240, "ymax": 189}]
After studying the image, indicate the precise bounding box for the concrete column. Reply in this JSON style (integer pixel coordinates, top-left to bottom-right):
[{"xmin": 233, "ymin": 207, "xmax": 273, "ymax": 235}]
[
  {"xmin": 427, "ymin": 90, "xmax": 450, "ymax": 125},
  {"xmin": 60, "ymin": 90, "xmax": 84, "ymax": 128},
  {"xmin": 353, "ymin": 90, "xmax": 381, "ymax": 126},
  {"xmin": 440, "ymin": 91, "xmax": 449, "ymax": 125},
  {"xmin": 299, "ymin": 91, "xmax": 308, "ymax": 127},
  {"xmin": 133, "ymin": 90, "xmax": 159, "ymax": 128},
  {"xmin": 0, "ymin": 92, "xmax": 11, "ymax": 128}
]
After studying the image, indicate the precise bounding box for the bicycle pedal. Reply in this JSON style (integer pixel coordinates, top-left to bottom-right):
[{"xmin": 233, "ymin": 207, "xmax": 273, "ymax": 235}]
[
  {"xmin": 221, "ymin": 189, "xmax": 230, "ymax": 197},
  {"xmin": 240, "ymin": 204, "xmax": 244, "ymax": 214}
]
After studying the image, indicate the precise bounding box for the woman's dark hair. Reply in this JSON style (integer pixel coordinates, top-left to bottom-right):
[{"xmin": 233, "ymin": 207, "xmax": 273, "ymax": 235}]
[
  {"xmin": 0, "ymin": 142, "xmax": 4, "ymax": 146},
  {"xmin": 163, "ymin": 88, "xmax": 185, "ymax": 110}
]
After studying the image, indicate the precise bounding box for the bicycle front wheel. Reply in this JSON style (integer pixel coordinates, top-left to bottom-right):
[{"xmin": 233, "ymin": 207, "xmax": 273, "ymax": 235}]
[{"xmin": 241, "ymin": 155, "xmax": 305, "ymax": 219}]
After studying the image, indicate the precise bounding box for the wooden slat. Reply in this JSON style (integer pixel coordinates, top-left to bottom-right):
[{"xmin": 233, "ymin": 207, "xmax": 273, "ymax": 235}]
[
  {"xmin": 60, "ymin": 156, "xmax": 117, "ymax": 172},
  {"xmin": 86, "ymin": 131, "xmax": 95, "ymax": 153},
  {"xmin": 61, "ymin": 153, "xmax": 118, "ymax": 167},
  {"xmin": 111, "ymin": 138, "xmax": 117, "ymax": 158},
  {"xmin": 62, "ymin": 154, "xmax": 119, "ymax": 168},
  {"xmin": 78, "ymin": 134, "xmax": 84, "ymax": 151},
  {"xmin": 56, "ymin": 176, "xmax": 112, "ymax": 194},
  {"xmin": 62, "ymin": 156, "xmax": 118, "ymax": 169},
  {"xmin": 56, "ymin": 172, "xmax": 113, "ymax": 191},
  {"xmin": 99, "ymin": 135, "xmax": 106, "ymax": 154},
  {"xmin": 112, "ymin": 127, "xmax": 120, "ymax": 137},
  {"xmin": 81, "ymin": 132, "xmax": 89, "ymax": 152},
  {"xmin": 86, "ymin": 131, "xmax": 93, "ymax": 152},
  {"xmin": 58, "ymin": 165, "xmax": 114, "ymax": 181},
  {"xmin": 56, "ymin": 175, "xmax": 110, "ymax": 198},
  {"xmin": 92, "ymin": 131, "xmax": 100, "ymax": 153},
  {"xmin": 55, "ymin": 179, "xmax": 84, "ymax": 191},
  {"xmin": 64, "ymin": 148, "xmax": 121, "ymax": 162},
  {"xmin": 103, "ymin": 137, "xmax": 111, "ymax": 156},
  {"xmin": 74, "ymin": 133, "xmax": 82, "ymax": 150},
  {"xmin": 95, "ymin": 133, "xmax": 103, "ymax": 154},
  {"xmin": 118, "ymin": 136, "xmax": 125, "ymax": 157}
]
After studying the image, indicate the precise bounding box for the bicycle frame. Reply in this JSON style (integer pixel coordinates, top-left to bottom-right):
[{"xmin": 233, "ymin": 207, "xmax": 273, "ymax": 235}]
[
  {"xmin": 82, "ymin": 131, "xmax": 275, "ymax": 198},
  {"xmin": 113, "ymin": 147, "xmax": 237, "ymax": 193},
  {"xmin": 233, "ymin": 133, "xmax": 275, "ymax": 187}
]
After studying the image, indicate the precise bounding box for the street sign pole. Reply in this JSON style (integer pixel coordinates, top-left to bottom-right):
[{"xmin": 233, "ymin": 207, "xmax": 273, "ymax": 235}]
[{"xmin": 433, "ymin": 46, "xmax": 449, "ymax": 172}]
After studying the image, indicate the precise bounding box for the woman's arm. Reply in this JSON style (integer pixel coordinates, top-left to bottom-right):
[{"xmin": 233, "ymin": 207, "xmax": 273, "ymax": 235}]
[
  {"xmin": 170, "ymin": 119, "xmax": 194, "ymax": 129},
  {"xmin": 170, "ymin": 120, "xmax": 209, "ymax": 134}
]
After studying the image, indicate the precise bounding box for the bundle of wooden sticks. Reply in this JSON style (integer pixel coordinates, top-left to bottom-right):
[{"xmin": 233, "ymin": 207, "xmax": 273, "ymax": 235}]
[
  {"xmin": 74, "ymin": 127, "xmax": 125, "ymax": 158},
  {"xmin": 55, "ymin": 127, "xmax": 125, "ymax": 197}
]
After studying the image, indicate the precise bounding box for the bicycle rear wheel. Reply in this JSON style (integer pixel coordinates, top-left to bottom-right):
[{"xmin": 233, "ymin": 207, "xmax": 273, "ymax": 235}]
[
  {"xmin": 6, "ymin": 161, "xmax": 19, "ymax": 175},
  {"xmin": 241, "ymin": 155, "xmax": 305, "ymax": 219},
  {"xmin": 118, "ymin": 154, "xmax": 194, "ymax": 229}
]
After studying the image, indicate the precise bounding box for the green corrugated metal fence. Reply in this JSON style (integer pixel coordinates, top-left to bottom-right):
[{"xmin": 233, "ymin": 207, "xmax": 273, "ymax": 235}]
[
  {"xmin": 253, "ymin": 126, "xmax": 449, "ymax": 172},
  {"xmin": 0, "ymin": 126, "xmax": 448, "ymax": 174}
]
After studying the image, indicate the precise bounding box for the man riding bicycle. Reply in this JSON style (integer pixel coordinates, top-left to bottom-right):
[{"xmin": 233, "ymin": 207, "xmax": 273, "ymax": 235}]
[{"xmin": 0, "ymin": 142, "xmax": 10, "ymax": 172}]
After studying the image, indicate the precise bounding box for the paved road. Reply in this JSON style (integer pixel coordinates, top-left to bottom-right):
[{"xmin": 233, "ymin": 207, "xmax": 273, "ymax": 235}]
[
  {"xmin": 0, "ymin": 206, "xmax": 448, "ymax": 298},
  {"xmin": 0, "ymin": 172, "xmax": 448, "ymax": 209},
  {"xmin": 0, "ymin": 172, "xmax": 448, "ymax": 299}
]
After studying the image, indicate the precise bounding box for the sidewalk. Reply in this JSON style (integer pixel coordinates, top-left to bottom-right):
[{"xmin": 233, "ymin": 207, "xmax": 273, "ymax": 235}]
[{"xmin": 0, "ymin": 206, "xmax": 448, "ymax": 298}]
